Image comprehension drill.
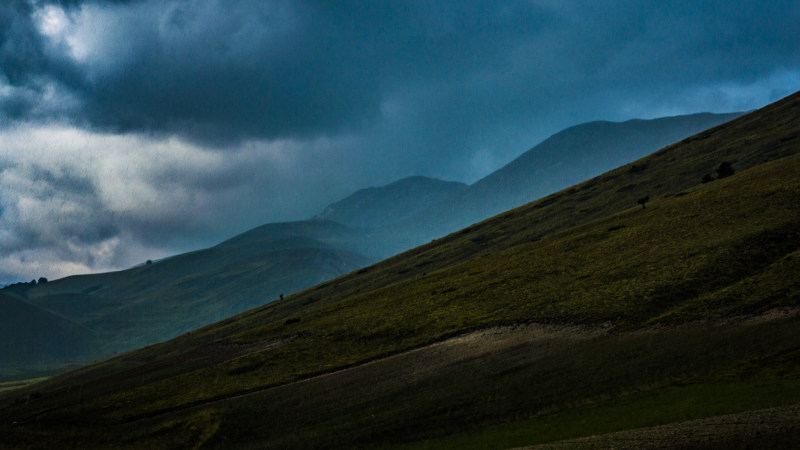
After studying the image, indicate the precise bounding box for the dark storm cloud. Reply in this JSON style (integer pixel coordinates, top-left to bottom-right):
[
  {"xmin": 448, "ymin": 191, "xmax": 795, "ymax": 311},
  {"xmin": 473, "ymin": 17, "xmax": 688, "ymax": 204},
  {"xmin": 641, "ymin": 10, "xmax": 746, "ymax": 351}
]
[
  {"xmin": 0, "ymin": 1, "xmax": 45, "ymax": 86},
  {"xmin": 56, "ymin": 0, "xmax": 556, "ymax": 145},
  {"xmin": 2, "ymin": 0, "xmax": 796, "ymax": 148},
  {"xmin": 2, "ymin": 0, "xmax": 799, "ymax": 145},
  {"xmin": 0, "ymin": 1, "xmax": 49, "ymax": 120}
]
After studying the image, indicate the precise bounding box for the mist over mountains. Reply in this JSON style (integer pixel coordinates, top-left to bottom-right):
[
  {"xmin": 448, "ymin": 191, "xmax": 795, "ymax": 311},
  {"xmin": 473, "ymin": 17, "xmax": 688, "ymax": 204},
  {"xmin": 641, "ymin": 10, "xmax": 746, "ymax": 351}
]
[{"xmin": 0, "ymin": 109, "xmax": 746, "ymax": 381}]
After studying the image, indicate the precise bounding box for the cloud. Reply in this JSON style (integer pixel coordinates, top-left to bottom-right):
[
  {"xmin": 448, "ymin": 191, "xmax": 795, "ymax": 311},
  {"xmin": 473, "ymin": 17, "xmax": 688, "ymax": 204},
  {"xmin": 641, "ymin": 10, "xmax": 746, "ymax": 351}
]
[
  {"xmin": 0, "ymin": 123, "xmax": 389, "ymax": 281},
  {"xmin": 5, "ymin": 0, "xmax": 791, "ymax": 146},
  {"xmin": 0, "ymin": 126, "xmax": 231, "ymax": 280},
  {"xmin": 0, "ymin": 132, "xmax": 122, "ymax": 279},
  {"xmin": 0, "ymin": 0, "xmax": 798, "ymax": 281}
]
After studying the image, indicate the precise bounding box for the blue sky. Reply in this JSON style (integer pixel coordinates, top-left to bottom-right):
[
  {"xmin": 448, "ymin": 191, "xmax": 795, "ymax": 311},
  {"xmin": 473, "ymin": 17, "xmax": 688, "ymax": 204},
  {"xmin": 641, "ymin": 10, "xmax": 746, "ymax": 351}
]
[{"xmin": 1, "ymin": 0, "xmax": 798, "ymax": 281}]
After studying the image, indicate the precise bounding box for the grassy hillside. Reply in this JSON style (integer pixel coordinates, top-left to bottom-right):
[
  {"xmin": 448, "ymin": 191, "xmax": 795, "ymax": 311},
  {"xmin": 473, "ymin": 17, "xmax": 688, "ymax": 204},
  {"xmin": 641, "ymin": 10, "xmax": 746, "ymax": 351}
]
[
  {"xmin": 0, "ymin": 91, "xmax": 798, "ymax": 448},
  {"xmin": 31, "ymin": 247, "xmax": 370, "ymax": 351}
]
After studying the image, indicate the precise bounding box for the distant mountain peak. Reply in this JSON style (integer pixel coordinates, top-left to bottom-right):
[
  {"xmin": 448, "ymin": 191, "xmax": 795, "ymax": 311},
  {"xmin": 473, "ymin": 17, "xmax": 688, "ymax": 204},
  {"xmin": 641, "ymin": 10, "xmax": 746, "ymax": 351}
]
[{"xmin": 316, "ymin": 176, "xmax": 467, "ymax": 228}]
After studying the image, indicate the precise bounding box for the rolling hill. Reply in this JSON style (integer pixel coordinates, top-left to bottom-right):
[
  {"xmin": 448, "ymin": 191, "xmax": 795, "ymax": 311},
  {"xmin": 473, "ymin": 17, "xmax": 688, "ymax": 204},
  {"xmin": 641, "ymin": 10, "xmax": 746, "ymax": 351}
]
[
  {"xmin": 1, "ymin": 221, "xmax": 372, "ymax": 380},
  {"xmin": 0, "ymin": 92, "xmax": 797, "ymax": 448}
]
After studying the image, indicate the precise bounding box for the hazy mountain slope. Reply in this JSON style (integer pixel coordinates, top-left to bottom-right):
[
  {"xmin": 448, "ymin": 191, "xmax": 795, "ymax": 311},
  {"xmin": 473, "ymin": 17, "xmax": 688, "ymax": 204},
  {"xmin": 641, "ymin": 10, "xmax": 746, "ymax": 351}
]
[
  {"xmin": 213, "ymin": 218, "xmax": 389, "ymax": 258},
  {"xmin": 315, "ymin": 176, "xmax": 467, "ymax": 228},
  {"xmin": 22, "ymin": 293, "xmax": 121, "ymax": 327},
  {"xmin": 111, "ymin": 247, "xmax": 370, "ymax": 350},
  {"xmin": 24, "ymin": 247, "xmax": 371, "ymax": 355},
  {"xmin": 2, "ymin": 220, "xmax": 371, "ymax": 378},
  {"xmin": 392, "ymin": 111, "xmax": 742, "ymax": 243},
  {"xmin": 24, "ymin": 220, "xmax": 359, "ymax": 301},
  {"xmin": 0, "ymin": 294, "xmax": 95, "ymax": 368},
  {"xmin": 0, "ymin": 92, "xmax": 797, "ymax": 448},
  {"xmin": 215, "ymin": 219, "xmax": 358, "ymax": 249}
]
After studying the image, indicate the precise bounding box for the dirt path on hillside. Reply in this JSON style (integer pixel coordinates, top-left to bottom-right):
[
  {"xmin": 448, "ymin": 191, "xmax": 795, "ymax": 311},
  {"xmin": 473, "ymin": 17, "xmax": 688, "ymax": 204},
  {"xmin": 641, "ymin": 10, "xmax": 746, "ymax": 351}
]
[{"xmin": 519, "ymin": 403, "xmax": 800, "ymax": 449}]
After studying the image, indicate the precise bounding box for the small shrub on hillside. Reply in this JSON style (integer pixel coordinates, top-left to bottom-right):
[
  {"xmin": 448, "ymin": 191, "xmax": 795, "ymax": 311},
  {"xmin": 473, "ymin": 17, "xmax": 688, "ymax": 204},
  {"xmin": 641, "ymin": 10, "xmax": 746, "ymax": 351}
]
[
  {"xmin": 629, "ymin": 164, "xmax": 648, "ymax": 174},
  {"xmin": 716, "ymin": 161, "xmax": 735, "ymax": 178}
]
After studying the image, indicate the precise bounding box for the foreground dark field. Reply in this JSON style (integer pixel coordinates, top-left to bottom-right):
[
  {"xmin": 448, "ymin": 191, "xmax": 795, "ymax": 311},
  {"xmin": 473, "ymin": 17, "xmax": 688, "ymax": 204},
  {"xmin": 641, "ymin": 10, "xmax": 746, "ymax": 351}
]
[
  {"xmin": 523, "ymin": 403, "xmax": 800, "ymax": 449},
  {"xmin": 0, "ymin": 92, "xmax": 798, "ymax": 448},
  {"xmin": 3, "ymin": 312, "xmax": 799, "ymax": 449}
]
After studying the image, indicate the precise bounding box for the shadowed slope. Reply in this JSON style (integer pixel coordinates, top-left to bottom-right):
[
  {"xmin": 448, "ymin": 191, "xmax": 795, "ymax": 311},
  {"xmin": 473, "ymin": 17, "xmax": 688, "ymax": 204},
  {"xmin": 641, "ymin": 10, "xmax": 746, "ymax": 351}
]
[
  {"xmin": 521, "ymin": 404, "xmax": 800, "ymax": 449},
  {"xmin": 0, "ymin": 294, "xmax": 95, "ymax": 370}
]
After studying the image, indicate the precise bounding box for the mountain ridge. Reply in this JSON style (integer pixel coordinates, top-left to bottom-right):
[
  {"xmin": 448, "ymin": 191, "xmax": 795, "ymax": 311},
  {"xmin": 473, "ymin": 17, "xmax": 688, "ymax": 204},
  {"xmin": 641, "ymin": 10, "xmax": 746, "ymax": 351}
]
[{"xmin": 315, "ymin": 175, "xmax": 467, "ymax": 228}]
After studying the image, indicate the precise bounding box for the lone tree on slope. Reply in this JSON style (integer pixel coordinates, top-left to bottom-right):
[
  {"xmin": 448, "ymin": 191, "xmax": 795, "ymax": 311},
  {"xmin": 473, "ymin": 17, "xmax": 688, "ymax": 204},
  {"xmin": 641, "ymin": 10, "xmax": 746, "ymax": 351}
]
[{"xmin": 637, "ymin": 196, "xmax": 649, "ymax": 209}]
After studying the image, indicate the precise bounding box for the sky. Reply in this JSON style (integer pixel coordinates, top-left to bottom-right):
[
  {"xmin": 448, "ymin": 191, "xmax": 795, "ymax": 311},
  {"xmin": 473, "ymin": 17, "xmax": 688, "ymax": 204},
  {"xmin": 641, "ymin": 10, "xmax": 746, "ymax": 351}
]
[{"xmin": 1, "ymin": 0, "xmax": 799, "ymax": 283}]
